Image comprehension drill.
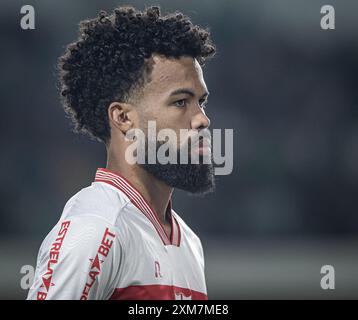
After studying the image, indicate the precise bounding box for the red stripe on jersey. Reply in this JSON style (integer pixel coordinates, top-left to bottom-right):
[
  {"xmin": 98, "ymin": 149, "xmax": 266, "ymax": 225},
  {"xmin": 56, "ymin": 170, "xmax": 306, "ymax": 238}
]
[
  {"xmin": 109, "ymin": 284, "xmax": 208, "ymax": 300},
  {"xmin": 174, "ymin": 216, "xmax": 181, "ymax": 247},
  {"xmin": 95, "ymin": 170, "xmax": 167, "ymax": 242},
  {"xmin": 95, "ymin": 174, "xmax": 169, "ymax": 245},
  {"xmin": 94, "ymin": 168, "xmax": 181, "ymax": 247}
]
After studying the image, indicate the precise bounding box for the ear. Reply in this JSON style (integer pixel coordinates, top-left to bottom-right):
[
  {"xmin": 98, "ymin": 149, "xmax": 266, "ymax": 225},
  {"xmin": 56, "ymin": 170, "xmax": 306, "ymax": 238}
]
[{"xmin": 108, "ymin": 102, "xmax": 136, "ymax": 135}]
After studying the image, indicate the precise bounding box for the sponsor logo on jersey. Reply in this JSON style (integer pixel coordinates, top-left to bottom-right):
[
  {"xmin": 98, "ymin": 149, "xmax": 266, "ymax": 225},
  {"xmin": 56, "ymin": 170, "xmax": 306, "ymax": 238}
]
[
  {"xmin": 80, "ymin": 227, "xmax": 116, "ymax": 300},
  {"xmin": 174, "ymin": 291, "xmax": 193, "ymax": 300},
  {"xmin": 154, "ymin": 260, "xmax": 163, "ymax": 278},
  {"xmin": 37, "ymin": 220, "xmax": 71, "ymax": 300}
]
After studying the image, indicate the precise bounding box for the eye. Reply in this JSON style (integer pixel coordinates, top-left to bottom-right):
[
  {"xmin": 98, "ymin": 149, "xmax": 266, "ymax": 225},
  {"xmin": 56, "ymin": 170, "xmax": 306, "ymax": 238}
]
[
  {"xmin": 173, "ymin": 99, "xmax": 187, "ymax": 108},
  {"xmin": 199, "ymin": 98, "xmax": 208, "ymax": 109}
]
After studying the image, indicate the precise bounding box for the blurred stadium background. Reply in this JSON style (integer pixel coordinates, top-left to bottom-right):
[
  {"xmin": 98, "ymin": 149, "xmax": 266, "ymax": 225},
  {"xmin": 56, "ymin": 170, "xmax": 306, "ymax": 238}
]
[{"xmin": 1, "ymin": 0, "xmax": 358, "ymax": 299}]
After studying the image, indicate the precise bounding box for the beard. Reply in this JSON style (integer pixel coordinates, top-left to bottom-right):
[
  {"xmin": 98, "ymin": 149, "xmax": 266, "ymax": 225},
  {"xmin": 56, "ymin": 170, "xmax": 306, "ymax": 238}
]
[{"xmin": 140, "ymin": 140, "xmax": 215, "ymax": 195}]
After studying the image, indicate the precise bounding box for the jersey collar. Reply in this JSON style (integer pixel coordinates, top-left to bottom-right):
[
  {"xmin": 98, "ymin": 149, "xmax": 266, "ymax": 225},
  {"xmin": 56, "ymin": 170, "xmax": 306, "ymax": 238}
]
[{"xmin": 94, "ymin": 168, "xmax": 181, "ymax": 247}]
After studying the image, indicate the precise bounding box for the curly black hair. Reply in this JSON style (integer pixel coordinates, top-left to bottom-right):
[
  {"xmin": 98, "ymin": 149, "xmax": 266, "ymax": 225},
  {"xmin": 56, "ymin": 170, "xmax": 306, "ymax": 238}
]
[{"xmin": 58, "ymin": 6, "xmax": 216, "ymax": 143}]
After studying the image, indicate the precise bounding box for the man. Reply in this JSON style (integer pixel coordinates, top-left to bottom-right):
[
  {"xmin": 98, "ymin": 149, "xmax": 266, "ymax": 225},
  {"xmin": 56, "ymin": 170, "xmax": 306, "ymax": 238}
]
[{"xmin": 27, "ymin": 5, "xmax": 216, "ymax": 300}]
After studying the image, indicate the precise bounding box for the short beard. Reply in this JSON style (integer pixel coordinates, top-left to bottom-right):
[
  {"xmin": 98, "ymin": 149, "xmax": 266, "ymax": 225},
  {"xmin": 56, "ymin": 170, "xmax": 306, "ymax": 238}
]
[{"xmin": 140, "ymin": 142, "xmax": 215, "ymax": 195}]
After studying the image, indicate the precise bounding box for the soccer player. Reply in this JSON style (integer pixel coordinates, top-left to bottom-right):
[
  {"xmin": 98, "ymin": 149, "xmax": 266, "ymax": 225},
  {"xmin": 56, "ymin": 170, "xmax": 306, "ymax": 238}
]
[{"xmin": 27, "ymin": 5, "xmax": 216, "ymax": 300}]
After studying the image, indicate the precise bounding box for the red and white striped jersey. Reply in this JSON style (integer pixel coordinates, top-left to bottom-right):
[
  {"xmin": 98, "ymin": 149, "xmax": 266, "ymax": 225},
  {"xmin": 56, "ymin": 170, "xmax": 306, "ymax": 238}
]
[{"xmin": 27, "ymin": 168, "xmax": 208, "ymax": 300}]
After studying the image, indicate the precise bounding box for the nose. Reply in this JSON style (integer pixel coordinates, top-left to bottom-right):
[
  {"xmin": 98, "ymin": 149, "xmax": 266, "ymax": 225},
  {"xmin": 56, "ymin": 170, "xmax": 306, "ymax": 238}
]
[{"xmin": 190, "ymin": 108, "xmax": 211, "ymax": 130}]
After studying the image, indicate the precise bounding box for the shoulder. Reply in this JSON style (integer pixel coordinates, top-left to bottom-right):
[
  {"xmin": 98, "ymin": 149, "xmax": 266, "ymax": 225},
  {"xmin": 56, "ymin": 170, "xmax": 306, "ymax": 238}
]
[
  {"xmin": 38, "ymin": 214, "xmax": 121, "ymax": 261},
  {"xmin": 30, "ymin": 213, "xmax": 122, "ymax": 300},
  {"xmin": 60, "ymin": 181, "xmax": 131, "ymax": 225}
]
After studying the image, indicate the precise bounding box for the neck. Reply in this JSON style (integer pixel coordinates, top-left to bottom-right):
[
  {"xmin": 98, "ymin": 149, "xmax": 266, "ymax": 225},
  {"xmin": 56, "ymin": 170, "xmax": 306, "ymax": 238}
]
[{"xmin": 106, "ymin": 143, "xmax": 173, "ymax": 227}]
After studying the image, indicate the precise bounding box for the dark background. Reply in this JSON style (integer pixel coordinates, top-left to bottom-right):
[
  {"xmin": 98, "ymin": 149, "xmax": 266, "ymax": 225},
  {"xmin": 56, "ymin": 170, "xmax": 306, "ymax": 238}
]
[{"xmin": 1, "ymin": 0, "xmax": 357, "ymax": 299}]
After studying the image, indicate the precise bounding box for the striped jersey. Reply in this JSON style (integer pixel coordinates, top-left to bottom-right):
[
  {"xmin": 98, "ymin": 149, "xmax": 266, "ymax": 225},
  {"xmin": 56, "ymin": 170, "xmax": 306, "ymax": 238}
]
[{"xmin": 27, "ymin": 168, "xmax": 208, "ymax": 300}]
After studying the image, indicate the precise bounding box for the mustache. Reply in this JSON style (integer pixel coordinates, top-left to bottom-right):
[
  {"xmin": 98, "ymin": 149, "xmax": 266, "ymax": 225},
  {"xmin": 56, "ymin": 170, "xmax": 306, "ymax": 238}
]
[
  {"xmin": 185, "ymin": 129, "xmax": 212, "ymax": 148},
  {"xmin": 188, "ymin": 128, "xmax": 211, "ymax": 140}
]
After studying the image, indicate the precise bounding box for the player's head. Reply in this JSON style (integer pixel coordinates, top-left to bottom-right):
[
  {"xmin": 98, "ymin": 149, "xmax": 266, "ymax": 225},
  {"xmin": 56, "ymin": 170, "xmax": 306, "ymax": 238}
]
[{"xmin": 59, "ymin": 6, "xmax": 216, "ymax": 194}]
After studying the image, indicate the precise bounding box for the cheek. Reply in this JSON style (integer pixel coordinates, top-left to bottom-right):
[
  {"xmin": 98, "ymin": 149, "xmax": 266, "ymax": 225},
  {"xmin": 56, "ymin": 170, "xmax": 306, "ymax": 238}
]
[
  {"xmin": 154, "ymin": 123, "xmax": 192, "ymax": 151},
  {"xmin": 159, "ymin": 110, "xmax": 195, "ymax": 149},
  {"xmin": 139, "ymin": 101, "xmax": 191, "ymax": 142},
  {"xmin": 165, "ymin": 107, "xmax": 192, "ymax": 130},
  {"xmin": 153, "ymin": 108, "xmax": 188, "ymax": 131}
]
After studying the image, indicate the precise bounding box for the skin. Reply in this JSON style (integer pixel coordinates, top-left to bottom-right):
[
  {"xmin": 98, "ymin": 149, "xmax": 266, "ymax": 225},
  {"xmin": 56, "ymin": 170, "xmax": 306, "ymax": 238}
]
[{"xmin": 106, "ymin": 55, "xmax": 210, "ymax": 238}]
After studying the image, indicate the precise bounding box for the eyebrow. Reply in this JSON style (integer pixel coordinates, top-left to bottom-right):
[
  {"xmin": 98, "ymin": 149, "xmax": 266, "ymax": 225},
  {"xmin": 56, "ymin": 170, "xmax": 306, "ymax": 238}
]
[{"xmin": 169, "ymin": 88, "xmax": 209, "ymax": 99}]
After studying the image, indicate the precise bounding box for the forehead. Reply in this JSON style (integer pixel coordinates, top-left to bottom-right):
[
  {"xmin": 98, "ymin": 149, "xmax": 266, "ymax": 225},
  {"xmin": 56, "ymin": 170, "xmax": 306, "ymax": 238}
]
[{"xmin": 143, "ymin": 55, "xmax": 207, "ymax": 96}]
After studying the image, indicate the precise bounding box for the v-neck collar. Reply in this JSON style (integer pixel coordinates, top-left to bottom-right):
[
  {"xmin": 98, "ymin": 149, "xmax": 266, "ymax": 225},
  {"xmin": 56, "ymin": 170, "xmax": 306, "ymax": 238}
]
[{"xmin": 94, "ymin": 168, "xmax": 181, "ymax": 246}]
